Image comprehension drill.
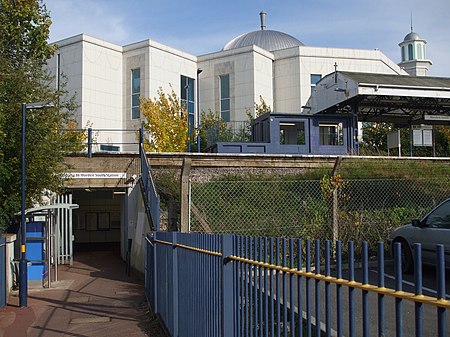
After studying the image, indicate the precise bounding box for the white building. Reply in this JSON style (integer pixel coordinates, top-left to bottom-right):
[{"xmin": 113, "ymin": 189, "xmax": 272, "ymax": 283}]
[{"xmin": 48, "ymin": 12, "xmax": 431, "ymax": 151}]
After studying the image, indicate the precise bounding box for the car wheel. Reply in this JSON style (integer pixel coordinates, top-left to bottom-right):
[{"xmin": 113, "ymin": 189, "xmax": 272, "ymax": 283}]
[{"xmin": 394, "ymin": 239, "xmax": 414, "ymax": 274}]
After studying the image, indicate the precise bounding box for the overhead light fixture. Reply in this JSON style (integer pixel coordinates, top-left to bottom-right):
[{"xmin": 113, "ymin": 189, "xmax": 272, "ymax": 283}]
[{"xmin": 113, "ymin": 191, "xmax": 126, "ymax": 195}]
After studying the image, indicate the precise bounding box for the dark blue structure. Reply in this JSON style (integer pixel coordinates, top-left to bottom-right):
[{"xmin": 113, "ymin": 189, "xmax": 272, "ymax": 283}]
[
  {"xmin": 209, "ymin": 112, "xmax": 357, "ymax": 155},
  {"xmin": 0, "ymin": 233, "xmax": 6, "ymax": 308},
  {"xmin": 26, "ymin": 221, "xmax": 48, "ymax": 283}
]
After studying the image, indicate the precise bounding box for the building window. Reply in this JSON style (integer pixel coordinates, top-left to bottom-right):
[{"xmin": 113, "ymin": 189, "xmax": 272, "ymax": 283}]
[
  {"xmin": 319, "ymin": 123, "xmax": 343, "ymax": 146},
  {"xmin": 417, "ymin": 44, "xmax": 423, "ymax": 59},
  {"xmin": 100, "ymin": 144, "xmax": 120, "ymax": 152},
  {"xmin": 401, "ymin": 46, "xmax": 405, "ymax": 62},
  {"xmin": 310, "ymin": 74, "xmax": 322, "ymax": 92},
  {"xmin": 219, "ymin": 74, "xmax": 230, "ymax": 122},
  {"xmin": 280, "ymin": 122, "xmax": 305, "ymax": 145},
  {"xmin": 181, "ymin": 75, "xmax": 195, "ymax": 136},
  {"xmin": 131, "ymin": 68, "xmax": 140, "ymax": 120},
  {"xmin": 408, "ymin": 44, "xmax": 414, "ymax": 61}
]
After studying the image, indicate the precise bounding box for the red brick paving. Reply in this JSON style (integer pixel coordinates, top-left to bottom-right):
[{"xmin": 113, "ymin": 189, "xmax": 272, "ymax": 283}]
[{"xmin": 0, "ymin": 246, "xmax": 165, "ymax": 337}]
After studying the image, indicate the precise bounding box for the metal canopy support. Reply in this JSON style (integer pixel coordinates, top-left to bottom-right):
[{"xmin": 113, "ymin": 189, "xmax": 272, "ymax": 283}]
[
  {"xmin": 56, "ymin": 194, "xmax": 74, "ymax": 265},
  {"xmin": 309, "ymin": 71, "xmax": 450, "ymax": 126}
]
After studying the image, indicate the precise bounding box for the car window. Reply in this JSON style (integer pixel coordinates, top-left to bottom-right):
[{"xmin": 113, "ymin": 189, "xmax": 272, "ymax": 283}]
[{"xmin": 425, "ymin": 200, "xmax": 450, "ymax": 229}]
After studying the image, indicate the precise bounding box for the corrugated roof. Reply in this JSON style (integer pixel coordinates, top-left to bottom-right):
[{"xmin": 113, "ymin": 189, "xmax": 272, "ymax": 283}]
[{"xmin": 339, "ymin": 72, "xmax": 450, "ymax": 88}]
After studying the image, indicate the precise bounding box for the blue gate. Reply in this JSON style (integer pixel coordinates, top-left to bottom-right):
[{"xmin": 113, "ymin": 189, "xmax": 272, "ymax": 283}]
[
  {"xmin": 145, "ymin": 232, "xmax": 449, "ymax": 337},
  {"xmin": 0, "ymin": 233, "xmax": 6, "ymax": 308}
]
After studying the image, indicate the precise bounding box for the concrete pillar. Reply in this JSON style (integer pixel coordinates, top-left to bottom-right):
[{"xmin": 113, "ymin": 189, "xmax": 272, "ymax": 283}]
[{"xmin": 180, "ymin": 158, "xmax": 192, "ymax": 232}]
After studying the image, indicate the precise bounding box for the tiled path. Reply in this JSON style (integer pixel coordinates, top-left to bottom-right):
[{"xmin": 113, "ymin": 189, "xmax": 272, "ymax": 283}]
[{"xmin": 0, "ymin": 245, "xmax": 166, "ymax": 337}]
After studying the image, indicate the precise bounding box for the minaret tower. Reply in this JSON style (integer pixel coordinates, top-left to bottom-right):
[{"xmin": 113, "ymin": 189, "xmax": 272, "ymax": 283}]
[{"xmin": 398, "ymin": 16, "xmax": 432, "ymax": 76}]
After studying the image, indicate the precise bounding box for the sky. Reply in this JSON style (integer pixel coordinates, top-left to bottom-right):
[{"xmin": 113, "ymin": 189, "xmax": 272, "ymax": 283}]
[{"xmin": 44, "ymin": 0, "xmax": 450, "ymax": 77}]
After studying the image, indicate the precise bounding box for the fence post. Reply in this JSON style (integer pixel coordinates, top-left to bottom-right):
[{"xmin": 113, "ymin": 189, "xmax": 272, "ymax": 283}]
[
  {"xmin": 171, "ymin": 232, "xmax": 179, "ymax": 336},
  {"xmin": 180, "ymin": 158, "xmax": 192, "ymax": 232},
  {"xmin": 222, "ymin": 234, "xmax": 235, "ymax": 337},
  {"xmin": 331, "ymin": 157, "xmax": 341, "ymax": 243},
  {"xmin": 332, "ymin": 189, "xmax": 338, "ymax": 243},
  {"xmin": 153, "ymin": 232, "xmax": 158, "ymax": 315},
  {"xmin": 87, "ymin": 128, "xmax": 92, "ymax": 158}
]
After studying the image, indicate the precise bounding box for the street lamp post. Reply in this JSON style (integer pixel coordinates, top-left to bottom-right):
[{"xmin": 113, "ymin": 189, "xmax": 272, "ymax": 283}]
[
  {"xmin": 196, "ymin": 69, "xmax": 203, "ymax": 153},
  {"xmin": 185, "ymin": 82, "xmax": 190, "ymax": 152},
  {"xmin": 20, "ymin": 102, "xmax": 54, "ymax": 308}
]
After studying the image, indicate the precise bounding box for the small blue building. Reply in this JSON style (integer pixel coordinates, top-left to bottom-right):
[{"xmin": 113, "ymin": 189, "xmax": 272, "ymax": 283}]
[{"xmin": 209, "ymin": 112, "xmax": 357, "ymax": 155}]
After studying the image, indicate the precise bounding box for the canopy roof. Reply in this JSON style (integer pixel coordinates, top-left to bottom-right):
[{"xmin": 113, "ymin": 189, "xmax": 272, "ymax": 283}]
[{"xmin": 307, "ymin": 72, "xmax": 450, "ymax": 125}]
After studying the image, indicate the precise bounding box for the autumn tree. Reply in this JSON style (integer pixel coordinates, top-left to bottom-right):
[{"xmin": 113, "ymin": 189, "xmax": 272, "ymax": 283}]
[
  {"xmin": 254, "ymin": 95, "xmax": 272, "ymax": 118},
  {"xmin": 0, "ymin": 0, "xmax": 78, "ymax": 229},
  {"xmin": 141, "ymin": 88, "xmax": 189, "ymax": 152}
]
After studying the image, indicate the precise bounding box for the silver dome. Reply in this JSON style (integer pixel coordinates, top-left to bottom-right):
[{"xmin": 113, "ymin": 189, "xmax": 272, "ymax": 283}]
[
  {"xmin": 404, "ymin": 32, "xmax": 421, "ymax": 41},
  {"xmin": 223, "ymin": 29, "xmax": 304, "ymax": 52},
  {"xmin": 223, "ymin": 11, "xmax": 304, "ymax": 52}
]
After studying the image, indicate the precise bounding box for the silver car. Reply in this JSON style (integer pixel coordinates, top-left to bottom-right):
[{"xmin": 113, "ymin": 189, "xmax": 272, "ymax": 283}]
[{"xmin": 389, "ymin": 198, "xmax": 450, "ymax": 273}]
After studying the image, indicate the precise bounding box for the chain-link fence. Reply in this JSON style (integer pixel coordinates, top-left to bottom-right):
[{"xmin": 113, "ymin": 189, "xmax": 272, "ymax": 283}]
[{"xmin": 189, "ymin": 178, "xmax": 449, "ymax": 250}]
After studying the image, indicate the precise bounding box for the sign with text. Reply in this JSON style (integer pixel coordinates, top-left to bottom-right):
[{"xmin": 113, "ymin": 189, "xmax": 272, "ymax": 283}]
[{"xmin": 67, "ymin": 172, "xmax": 126, "ymax": 179}]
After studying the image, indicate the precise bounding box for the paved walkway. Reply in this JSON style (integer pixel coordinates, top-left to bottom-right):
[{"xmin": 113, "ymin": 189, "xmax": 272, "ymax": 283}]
[{"xmin": 0, "ymin": 245, "xmax": 166, "ymax": 337}]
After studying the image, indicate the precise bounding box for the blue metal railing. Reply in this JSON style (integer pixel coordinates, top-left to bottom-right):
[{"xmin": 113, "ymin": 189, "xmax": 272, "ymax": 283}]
[
  {"xmin": 0, "ymin": 233, "xmax": 6, "ymax": 308},
  {"xmin": 145, "ymin": 233, "xmax": 449, "ymax": 337},
  {"xmin": 139, "ymin": 130, "xmax": 160, "ymax": 231}
]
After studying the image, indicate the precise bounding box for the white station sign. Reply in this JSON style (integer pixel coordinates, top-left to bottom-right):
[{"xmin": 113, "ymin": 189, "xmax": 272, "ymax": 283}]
[{"xmin": 67, "ymin": 172, "xmax": 127, "ymax": 179}]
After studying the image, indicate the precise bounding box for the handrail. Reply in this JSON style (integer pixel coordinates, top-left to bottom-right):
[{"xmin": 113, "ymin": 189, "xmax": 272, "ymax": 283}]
[
  {"xmin": 139, "ymin": 142, "xmax": 160, "ymax": 231},
  {"xmin": 140, "ymin": 144, "xmax": 158, "ymax": 196},
  {"xmin": 228, "ymin": 255, "xmax": 450, "ymax": 309},
  {"xmin": 149, "ymin": 237, "xmax": 450, "ymax": 310},
  {"xmin": 154, "ymin": 239, "xmax": 223, "ymax": 257}
]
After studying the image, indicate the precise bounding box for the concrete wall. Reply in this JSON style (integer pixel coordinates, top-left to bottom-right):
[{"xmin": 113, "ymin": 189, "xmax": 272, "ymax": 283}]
[
  {"xmin": 273, "ymin": 46, "xmax": 408, "ymax": 113},
  {"xmin": 2, "ymin": 234, "xmax": 17, "ymax": 297},
  {"xmin": 51, "ymin": 35, "xmax": 123, "ymax": 147},
  {"xmin": 127, "ymin": 183, "xmax": 151, "ymax": 273},
  {"xmin": 198, "ymin": 46, "xmax": 274, "ymax": 121},
  {"xmin": 72, "ymin": 190, "xmax": 122, "ymax": 243},
  {"xmin": 122, "ymin": 40, "xmax": 197, "ymax": 148}
]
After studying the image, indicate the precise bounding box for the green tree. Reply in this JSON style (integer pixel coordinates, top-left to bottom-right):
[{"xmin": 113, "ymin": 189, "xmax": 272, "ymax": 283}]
[
  {"xmin": 361, "ymin": 122, "xmax": 450, "ymax": 157},
  {"xmin": 0, "ymin": 0, "xmax": 78, "ymax": 229},
  {"xmin": 141, "ymin": 88, "xmax": 189, "ymax": 152},
  {"xmin": 198, "ymin": 96, "xmax": 272, "ymax": 151},
  {"xmin": 360, "ymin": 122, "xmax": 392, "ymax": 154},
  {"xmin": 197, "ymin": 109, "xmax": 234, "ymax": 150}
]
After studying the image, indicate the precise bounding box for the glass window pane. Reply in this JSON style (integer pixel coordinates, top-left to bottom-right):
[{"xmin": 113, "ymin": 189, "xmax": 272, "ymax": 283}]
[
  {"xmin": 132, "ymin": 95, "xmax": 140, "ymax": 107},
  {"xmin": 132, "ymin": 107, "xmax": 140, "ymax": 120},
  {"xmin": 181, "ymin": 75, "xmax": 195, "ymax": 102},
  {"xmin": 310, "ymin": 74, "xmax": 322, "ymax": 85},
  {"xmin": 220, "ymin": 74, "xmax": 230, "ymax": 98},
  {"xmin": 189, "ymin": 78, "xmax": 195, "ymax": 101},
  {"xmin": 280, "ymin": 122, "xmax": 305, "ymax": 145},
  {"xmin": 132, "ymin": 69, "xmax": 140, "ymax": 93},
  {"xmin": 181, "ymin": 76, "xmax": 187, "ymax": 100},
  {"xmin": 417, "ymin": 44, "xmax": 422, "ymax": 59},
  {"xmin": 319, "ymin": 123, "xmax": 343, "ymax": 146},
  {"xmin": 188, "ymin": 114, "xmax": 194, "ymax": 135},
  {"xmin": 426, "ymin": 200, "xmax": 450, "ymax": 228},
  {"xmin": 221, "ymin": 98, "xmax": 230, "ymax": 112},
  {"xmin": 408, "ymin": 44, "xmax": 414, "ymax": 60},
  {"xmin": 188, "ymin": 102, "xmax": 195, "ymax": 113},
  {"xmin": 221, "ymin": 110, "xmax": 230, "ymax": 122}
]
